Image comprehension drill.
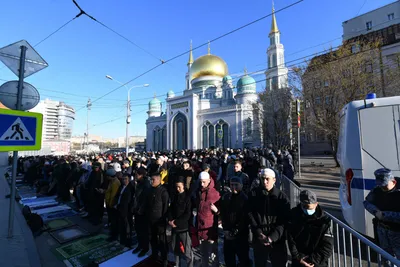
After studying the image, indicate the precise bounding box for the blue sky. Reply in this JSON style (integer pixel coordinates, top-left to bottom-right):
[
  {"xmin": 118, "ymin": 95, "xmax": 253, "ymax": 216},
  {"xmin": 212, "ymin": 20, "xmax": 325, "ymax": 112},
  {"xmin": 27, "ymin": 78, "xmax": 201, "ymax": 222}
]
[{"xmin": 0, "ymin": 0, "xmax": 395, "ymax": 138}]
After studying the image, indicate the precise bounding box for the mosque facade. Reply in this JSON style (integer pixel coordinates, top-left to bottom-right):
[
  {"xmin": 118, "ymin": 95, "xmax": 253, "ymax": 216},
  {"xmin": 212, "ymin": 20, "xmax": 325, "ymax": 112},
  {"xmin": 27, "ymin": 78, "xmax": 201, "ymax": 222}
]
[{"xmin": 146, "ymin": 7, "xmax": 287, "ymax": 151}]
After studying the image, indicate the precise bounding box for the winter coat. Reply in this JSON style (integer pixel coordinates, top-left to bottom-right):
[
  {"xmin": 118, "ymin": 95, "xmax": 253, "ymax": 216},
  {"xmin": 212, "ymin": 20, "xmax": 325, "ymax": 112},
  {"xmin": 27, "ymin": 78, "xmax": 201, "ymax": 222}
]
[
  {"xmin": 195, "ymin": 178, "xmax": 220, "ymax": 241},
  {"xmin": 132, "ymin": 177, "xmax": 151, "ymax": 215},
  {"xmin": 220, "ymin": 191, "xmax": 249, "ymax": 239},
  {"xmin": 364, "ymin": 186, "xmax": 400, "ymax": 231},
  {"xmin": 105, "ymin": 178, "xmax": 121, "ymax": 208},
  {"xmin": 146, "ymin": 184, "xmax": 169, "ymax": 226},
  {"xmin": 288, "ymin": 204, "xmax": 333, "ymax": 267},
  {"xmin": 248, "ymin": 185, "xmax": 290, "ymax": 244},
  {"xmin": 168, "ymin": 190, "xmax": 192, "ymax": 232}
]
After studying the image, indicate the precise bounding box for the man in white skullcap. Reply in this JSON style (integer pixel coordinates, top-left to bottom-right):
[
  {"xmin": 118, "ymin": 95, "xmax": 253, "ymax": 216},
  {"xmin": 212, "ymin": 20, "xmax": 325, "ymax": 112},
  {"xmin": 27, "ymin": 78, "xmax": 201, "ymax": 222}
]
[{"xmin": 248, "ymin": 168, "xmax": 290, "ymax": 267}]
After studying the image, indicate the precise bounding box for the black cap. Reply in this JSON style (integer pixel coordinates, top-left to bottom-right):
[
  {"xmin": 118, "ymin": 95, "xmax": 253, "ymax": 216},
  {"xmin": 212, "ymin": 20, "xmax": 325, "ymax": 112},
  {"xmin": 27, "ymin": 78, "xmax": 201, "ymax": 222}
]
[
  {"xmin": 202, "ymin": 163, "xmax": 210, "ymax": 170},
  {"xmin": 300, "ymin": 190, "xmax": 317, "ymax": 204}
]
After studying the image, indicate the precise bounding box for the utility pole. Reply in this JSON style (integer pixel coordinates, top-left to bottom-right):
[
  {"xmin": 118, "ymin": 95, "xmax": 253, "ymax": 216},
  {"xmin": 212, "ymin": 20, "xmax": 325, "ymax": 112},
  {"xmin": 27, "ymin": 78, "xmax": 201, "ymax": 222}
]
[
  {"xmin": 86, "ymin": 98, "xmax": 91, "ymax": 151},
  {"xmin": 126, "ymin": 89, "xmax": 131, "ymax": 156},
  {"xmin": 8, "ymin": 45, "xmax": 27, "ymax": 238},
  {"xmin": 296, "ymin": 99, "xmax": 301, "ymax": 179}
]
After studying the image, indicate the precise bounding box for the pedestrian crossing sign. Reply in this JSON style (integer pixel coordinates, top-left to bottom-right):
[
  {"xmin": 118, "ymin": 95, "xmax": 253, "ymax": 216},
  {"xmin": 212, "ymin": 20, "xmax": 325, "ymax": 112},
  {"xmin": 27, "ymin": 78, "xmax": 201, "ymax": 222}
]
[{"xmin": 0, "ymin": 109, "xmax": 43, "ymax": 151}]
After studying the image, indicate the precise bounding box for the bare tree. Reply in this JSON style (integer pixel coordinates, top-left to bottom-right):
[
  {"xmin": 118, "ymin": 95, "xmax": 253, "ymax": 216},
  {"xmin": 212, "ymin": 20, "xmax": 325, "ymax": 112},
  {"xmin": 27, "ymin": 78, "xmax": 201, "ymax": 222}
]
[
  {"xmin": 257, "ymin": 87, "xmax": 293, "ymax": 148},
  {"xmin": 298, "ymin": 39, "xmax": 393, "ymax": 166}
]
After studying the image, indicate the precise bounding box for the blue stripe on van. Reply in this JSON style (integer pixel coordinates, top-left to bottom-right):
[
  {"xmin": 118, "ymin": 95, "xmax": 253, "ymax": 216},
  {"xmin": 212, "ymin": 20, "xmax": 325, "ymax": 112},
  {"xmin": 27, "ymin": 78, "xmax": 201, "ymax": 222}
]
[{"xmin": 351, "ymin": 178, "xmax": 376, "ymax": 191}]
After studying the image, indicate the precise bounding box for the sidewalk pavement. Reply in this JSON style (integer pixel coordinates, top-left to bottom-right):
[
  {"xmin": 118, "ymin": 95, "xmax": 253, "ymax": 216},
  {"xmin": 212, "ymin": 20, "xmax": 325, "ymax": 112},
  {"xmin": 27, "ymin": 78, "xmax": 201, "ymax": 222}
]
[{"xmin": 0, "ymin": 165, "xmax": 42, "ymax": 267}]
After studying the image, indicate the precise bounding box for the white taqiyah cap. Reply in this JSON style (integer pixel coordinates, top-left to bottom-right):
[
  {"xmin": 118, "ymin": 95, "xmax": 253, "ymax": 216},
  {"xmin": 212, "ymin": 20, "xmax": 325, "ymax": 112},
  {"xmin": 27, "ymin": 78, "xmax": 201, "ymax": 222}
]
[
  {"xmin": 260, "ymin": 168, "xmax": 275, "ymax": 178},
  {"xmin": 199, "ymin": 171, "xmax": 210, "ymax": 180}
]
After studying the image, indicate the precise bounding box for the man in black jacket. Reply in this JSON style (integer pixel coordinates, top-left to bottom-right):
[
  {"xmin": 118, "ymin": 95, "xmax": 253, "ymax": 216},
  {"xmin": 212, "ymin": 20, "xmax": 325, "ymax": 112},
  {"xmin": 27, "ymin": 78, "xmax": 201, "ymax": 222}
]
[
  {"xmin": 168, "ymin": 176, "xmax": 193, "ymax": 267},
  {"xmin": 132, "ymin": 167, "xmax": 151, "ymax": 257},
  {"xmin": 248, "ymin": 168, "xmax": 290, "ymax": 267},
  {"xmin": 117, "ymin": 173, "xmax": 132, "ymax": 247},
  {"xmin": 146, "ymin": 172, "xmax": 169, "ymax": 266},
  {"xmin": 220, "ymin": 176, "xmax": 250, "ymax": 267},
  {"xmin": 288, "ymin": 190, "xmax": 333, "ymax": 267}
]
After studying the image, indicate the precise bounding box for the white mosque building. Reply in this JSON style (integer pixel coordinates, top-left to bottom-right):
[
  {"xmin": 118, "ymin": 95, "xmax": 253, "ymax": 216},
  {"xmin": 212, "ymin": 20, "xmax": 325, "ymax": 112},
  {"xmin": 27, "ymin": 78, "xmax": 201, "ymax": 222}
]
[{"xmin": 146, "ymin": 7, "xmax": 288, "ymax": 151}]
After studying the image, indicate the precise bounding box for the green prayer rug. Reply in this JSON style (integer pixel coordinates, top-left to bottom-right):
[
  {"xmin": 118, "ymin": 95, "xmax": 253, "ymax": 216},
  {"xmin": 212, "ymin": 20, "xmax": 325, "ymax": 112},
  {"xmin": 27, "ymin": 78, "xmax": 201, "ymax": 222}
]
[
  {"xmin": 64, "ymin": 241, "xmax": 128, "ymax": 267},
  {"xmin": 54, "ymin": 234, "xmax": 109, "ymax": 260}
]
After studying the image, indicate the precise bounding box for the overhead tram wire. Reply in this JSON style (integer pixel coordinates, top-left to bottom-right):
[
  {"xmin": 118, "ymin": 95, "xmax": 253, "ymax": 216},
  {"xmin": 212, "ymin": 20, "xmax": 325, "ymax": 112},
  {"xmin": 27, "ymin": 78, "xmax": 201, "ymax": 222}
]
[
  {"xmin": 71, "ymin": 0, "xmax": 166, "ymax": 64},
  {"xmin": 74, "ymin": 0, "xmax": 304, "ymax": 112},
  {"xmin": 0, "ymin": 14, "xmax": 81, "ymax": 72}
]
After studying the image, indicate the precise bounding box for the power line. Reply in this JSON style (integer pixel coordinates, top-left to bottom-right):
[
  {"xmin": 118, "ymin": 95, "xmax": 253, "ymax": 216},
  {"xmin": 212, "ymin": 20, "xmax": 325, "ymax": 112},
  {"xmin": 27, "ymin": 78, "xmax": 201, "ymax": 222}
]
[
  {"xmin": 74, "ymin": 0, "xmax": 304, "ymax": 112},
  {"xmin": 356, "ymin": 0, "xmax": 368, "ymax": 16},
  {"xmin": 71, "ymin": 0, "xmax": 165, "ymax": 64},
  {"xmin": 34, "ymin": 16, "xmax": 78, "ymax": 47}
]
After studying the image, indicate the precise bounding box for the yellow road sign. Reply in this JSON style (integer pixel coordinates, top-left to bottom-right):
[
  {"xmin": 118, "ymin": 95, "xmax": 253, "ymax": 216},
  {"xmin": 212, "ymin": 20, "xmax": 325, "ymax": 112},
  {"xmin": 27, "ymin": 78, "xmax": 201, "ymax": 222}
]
[{"xmin": 0, "ymin": 109, "xmax": 43, "ymax": 151}]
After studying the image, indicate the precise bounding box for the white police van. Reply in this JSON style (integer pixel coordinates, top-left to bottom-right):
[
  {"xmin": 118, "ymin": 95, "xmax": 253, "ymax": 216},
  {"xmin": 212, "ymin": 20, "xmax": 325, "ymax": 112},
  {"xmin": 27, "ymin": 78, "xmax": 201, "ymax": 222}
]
[{"xmin": 338, "ymin": 94, "xmax": 400, "ymax": 237}]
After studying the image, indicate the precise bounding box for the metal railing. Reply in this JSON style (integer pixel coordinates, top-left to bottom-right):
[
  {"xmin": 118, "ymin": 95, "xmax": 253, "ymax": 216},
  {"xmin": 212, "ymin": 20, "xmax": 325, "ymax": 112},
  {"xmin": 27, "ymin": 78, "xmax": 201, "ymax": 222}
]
[{"xmin": 279, "ymin": 172, "xmax": 400, "ymax": 267}]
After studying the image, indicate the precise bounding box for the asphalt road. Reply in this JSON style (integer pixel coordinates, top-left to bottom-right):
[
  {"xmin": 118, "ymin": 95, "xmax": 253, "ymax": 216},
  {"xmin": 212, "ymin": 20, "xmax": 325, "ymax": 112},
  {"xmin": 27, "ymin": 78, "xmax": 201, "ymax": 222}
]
[{"xmin": 297, "ymin": 156, "xmax": 343, "ymax": 220}]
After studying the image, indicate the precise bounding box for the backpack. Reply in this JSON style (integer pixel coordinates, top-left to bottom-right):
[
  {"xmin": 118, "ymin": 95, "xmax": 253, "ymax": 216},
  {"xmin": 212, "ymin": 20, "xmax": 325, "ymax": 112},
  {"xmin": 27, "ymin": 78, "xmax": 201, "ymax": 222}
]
[{"xmin": 27, "ymin": 213, "xmax": 44, "ymax": 233}]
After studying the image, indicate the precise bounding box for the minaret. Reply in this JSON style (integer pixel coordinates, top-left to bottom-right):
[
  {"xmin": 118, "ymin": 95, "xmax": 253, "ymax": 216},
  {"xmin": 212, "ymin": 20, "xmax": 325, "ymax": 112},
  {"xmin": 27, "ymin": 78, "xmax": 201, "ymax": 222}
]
[
  {"xmin": 186, "ymin": 40, "xmax": 194, "ymax": 90},
  {"xmin": 265, "ymin": 2, "xmax": 288, "ymax": 90}
]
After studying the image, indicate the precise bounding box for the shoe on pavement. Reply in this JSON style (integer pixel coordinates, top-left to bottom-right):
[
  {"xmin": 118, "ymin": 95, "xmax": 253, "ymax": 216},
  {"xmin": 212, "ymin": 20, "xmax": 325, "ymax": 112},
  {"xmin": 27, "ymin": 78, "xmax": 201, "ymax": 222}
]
[
  {"xmin": 137, "ymin": 249, "xmax": 149, "ymax": 258},
  {"xmin": 132, "ymin": 246, "xmax": 141, "ymax": 254}
]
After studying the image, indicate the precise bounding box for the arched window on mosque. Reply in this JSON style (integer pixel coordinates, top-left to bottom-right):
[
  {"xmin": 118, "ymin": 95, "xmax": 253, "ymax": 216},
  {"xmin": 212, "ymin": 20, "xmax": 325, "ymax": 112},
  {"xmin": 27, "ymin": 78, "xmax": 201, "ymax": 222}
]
[
  {"xmin": 215, "ymin": 120, "xmax": 229, "ymax": 148},
  {"xmin": 209, "ymin": 124, "xmax": 215, "ymax": 147},
  {"xmin": 272, "ymin": 54, "xmax": 277, "ymax": 68},
  {"xmin": 246, "ymin": 118, "xmax": 252, "ymax": 136},
  {"xmin": 153, "ymin": 126, "xmax": 160, "ymax": 151},
  {"xmin": 202, "ymin": 125, "xmax": 208, "ymax": 149}
]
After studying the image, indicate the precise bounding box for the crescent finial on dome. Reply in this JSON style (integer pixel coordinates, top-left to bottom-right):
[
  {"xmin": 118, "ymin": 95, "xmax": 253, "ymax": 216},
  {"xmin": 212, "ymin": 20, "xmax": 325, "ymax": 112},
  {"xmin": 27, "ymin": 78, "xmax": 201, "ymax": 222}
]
[{"xmin": 207, "ymin": 41, "xmax": 211, "ymax": 55}]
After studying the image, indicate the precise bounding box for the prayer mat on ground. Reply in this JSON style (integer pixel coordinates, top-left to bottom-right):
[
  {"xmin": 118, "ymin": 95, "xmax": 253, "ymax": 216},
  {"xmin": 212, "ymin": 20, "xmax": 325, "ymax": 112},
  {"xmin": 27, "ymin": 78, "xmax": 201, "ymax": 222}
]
[
  {"xmin": 19, "ymin": 192, "xmax": 37, "ymax": 200},
  {"xmin": 53, "ymin": 234, "xmax": 109, "ymax": 260},
  {"xmin": 29, "ymin": 202, "xmax": 59, "ymax": 210},
  {"xmin": 34, "ymin": 205, "xmax": 71, "ymax": 215},
  {"xmin": 63, "ymin": 240, "xmax": 128, "ymax": 267},
  {"xmin": 50, "ymin": 225, "xmax": 90, "ymax": 244},
  {"xmin": 21, "ymin": 196, "xmax": 56, "ymax": 204},
  {"xmin": 99, "ymin": 249, "xmax": 148, "ymax": 267},
  {"xmin": 46, "ymin": 218, "xmax": 75, "ymax": 231},
  {"xmin": 41, "ymin": 209, "xmax": 78, "ymax": 223}
]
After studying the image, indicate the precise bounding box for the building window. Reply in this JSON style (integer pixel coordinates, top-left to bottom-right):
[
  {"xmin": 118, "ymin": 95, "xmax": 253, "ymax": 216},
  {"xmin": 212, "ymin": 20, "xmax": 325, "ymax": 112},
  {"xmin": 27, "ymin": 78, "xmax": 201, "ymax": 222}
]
[
  {"xmin": 209, "ymin": 125, "xmax": 215, "ymax": 147},
  {"xmin": 364, "ymin": 61, "xmax": 373, "ymax": 73},
  {"xmin": 351, "ymin": 44, "xmax": 360, "ymax": 54},
  {"xmin": 202, "ymin": 125, "xmax": 208, "ymax": 148},
  {"xmin": 388, "ymin": 13, "xmax": 394, "ymax": 21},
  {"xmin": 270, "ymin": 36, "xmax": 275, "ymax": 46},
  {"xmin": 366, "ymin": 21, "xmax": 372, "ymax": 31},
  {"xmin": 324, "ymin": 80, "xmax": 330, "ymax": 87},
  {"xmin": 314, "ymin": 81, "xmax": 321, "ymax": 89},
  {"xmin": 272, "ymin": 76, "xmax": 278, "ymax": 90},
  {"xmin": 246, "ymin": 118, "xmax": 252, "ymax": 136},
  {"xmin": 325, "ymin": 96, "xmax": 331, "ymax": 104},
  {"xmin": 315, "ymin": 97, "xmax": 321, "ymax": 105},
  {"xmin": 272, "ymin": 54, "xmax": 277, "ymax": 67}
]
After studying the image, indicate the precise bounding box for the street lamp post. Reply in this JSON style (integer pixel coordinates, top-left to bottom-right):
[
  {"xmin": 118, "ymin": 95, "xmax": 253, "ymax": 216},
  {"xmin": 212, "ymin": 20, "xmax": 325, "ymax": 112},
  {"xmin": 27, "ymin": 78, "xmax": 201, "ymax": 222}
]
[{"xmin": 106, "ymin": 75, "xmax": 149, "ymax": 156}]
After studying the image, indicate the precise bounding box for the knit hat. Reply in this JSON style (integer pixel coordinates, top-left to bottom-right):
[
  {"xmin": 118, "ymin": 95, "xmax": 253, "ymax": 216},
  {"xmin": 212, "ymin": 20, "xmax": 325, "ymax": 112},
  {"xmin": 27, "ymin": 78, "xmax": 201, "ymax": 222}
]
[
  {"xmin": 113, "ymin": 163, "xmax": 122, "ymax": 172},
  {"xmin": 106, "ymin": 168, "xmax": 116, "ymax": 177},
  {"xmin": 199, "ymin": 171, "xmax": 210, "ymax": 180},
  {"xmin": 260, "ymin": 168, "xmax": 275, "ymax": 178}
]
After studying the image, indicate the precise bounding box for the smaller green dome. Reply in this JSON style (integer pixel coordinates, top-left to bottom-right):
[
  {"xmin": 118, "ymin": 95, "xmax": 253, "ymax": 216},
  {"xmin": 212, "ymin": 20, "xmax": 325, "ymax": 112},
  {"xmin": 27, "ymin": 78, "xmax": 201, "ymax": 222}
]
[
  {"xmin": 236, "ymin": 75, "xmax": 256, "ymax": 94},
  {"xmin": 149, "ymin": 97, "xmax": 161, "ymax": 111},
  {"xmin": 222, "ymin": 75, "xmax": 232, "ymax": 83},
  {"xmin": 167, "ymin": 90, "xmax": 175, "ymax": 98}
]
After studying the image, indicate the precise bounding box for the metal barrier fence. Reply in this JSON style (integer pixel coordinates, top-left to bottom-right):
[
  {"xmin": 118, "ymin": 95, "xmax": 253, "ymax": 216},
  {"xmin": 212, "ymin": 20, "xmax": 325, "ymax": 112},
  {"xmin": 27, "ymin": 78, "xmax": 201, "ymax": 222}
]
[{"xmin": 279, "ymin": 173, "xmax": 400, "ymax": 267}]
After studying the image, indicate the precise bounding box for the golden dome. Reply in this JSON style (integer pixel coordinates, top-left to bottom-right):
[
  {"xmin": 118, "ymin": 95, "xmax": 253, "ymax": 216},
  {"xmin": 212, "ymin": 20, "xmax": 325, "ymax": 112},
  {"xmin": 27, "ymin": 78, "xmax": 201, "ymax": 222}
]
[{"xmin": 190, "ymin": 54, "xmax": 228, "ymax": 81}]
